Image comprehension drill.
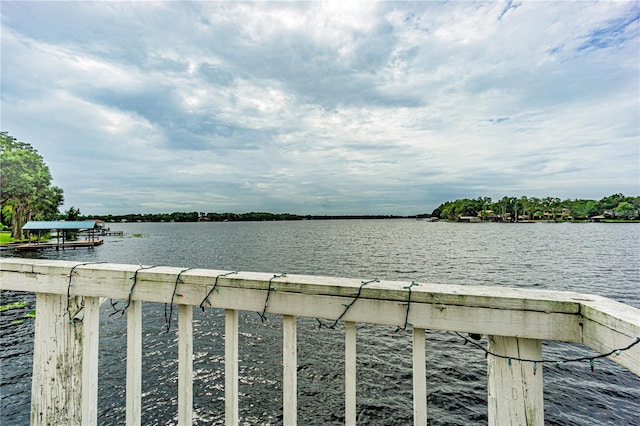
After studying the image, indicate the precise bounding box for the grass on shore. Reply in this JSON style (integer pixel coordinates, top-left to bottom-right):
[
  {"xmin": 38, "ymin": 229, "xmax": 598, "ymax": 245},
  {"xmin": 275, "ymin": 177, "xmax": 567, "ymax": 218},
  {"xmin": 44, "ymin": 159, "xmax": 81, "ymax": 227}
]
[
  {"xmin": 0, "ymin": 232, "xmax": 15, "ymax": 244},
  {"xmin": 0, "ymin": 231, "xmax": 46, "ymax": 245}
]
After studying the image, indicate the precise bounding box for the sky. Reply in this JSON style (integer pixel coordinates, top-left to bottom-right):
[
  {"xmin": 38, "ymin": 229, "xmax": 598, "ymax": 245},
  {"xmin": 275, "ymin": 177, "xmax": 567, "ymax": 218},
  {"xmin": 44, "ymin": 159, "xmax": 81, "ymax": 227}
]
[{"xmin": 1, "ymin": 1, "xmax": 639, "ymax": 216}]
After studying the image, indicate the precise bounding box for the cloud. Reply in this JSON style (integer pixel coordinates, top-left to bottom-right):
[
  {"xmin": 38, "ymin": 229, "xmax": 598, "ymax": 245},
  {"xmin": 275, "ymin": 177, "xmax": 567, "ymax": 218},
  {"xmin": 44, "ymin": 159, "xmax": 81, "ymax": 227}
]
[{"xmin": 1, "ymin": 1, "xmax": 638, "ymax": 215}]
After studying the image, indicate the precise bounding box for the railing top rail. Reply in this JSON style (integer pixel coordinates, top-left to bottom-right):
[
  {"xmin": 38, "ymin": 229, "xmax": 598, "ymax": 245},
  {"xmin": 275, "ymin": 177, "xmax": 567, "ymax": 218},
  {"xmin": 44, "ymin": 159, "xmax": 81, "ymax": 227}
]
[
  {"xmin": 0, "ymin": 257, "xmax": 609, "ymax": 311},
  {"xmin": 1, "ymin": 257, "xmax": 638, "ymax": 375}
]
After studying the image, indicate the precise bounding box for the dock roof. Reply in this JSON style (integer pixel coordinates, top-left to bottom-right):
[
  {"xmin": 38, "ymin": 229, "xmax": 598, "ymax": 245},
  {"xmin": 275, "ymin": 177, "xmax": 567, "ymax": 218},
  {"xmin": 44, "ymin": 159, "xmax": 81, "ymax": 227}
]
[{"xmin": 23, "ymin": 220, "xmax": 99, "ymax": 231}]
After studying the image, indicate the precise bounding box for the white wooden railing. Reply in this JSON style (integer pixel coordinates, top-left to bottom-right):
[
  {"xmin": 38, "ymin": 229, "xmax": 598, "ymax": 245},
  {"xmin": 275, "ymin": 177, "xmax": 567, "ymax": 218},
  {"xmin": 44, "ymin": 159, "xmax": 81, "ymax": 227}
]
[{"xmin": 1, "ymin": 258, "xmax": 638, "ymax": 425}]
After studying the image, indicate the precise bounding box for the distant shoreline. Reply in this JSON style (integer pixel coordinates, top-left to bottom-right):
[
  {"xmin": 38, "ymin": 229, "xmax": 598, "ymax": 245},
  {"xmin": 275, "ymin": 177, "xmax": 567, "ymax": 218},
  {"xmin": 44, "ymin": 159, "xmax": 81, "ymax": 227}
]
[
  {"xmin": 83, "ymin": 217, "xmax": 640, "ymax": 224},
  {"xmin": 5, "ymin": 217, "xmax": 637, "ymax": 246}
]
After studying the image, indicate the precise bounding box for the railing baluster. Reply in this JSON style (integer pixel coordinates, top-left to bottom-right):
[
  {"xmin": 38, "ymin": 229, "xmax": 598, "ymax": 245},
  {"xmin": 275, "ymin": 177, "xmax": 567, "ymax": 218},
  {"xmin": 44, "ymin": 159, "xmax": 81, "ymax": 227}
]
[
  {"xmin": 487, "ymin": 336, "xmax": 544, "ymax": 426},
  {"xmin": 178, "ymin": 304, "xmax": 194, "ymax": 425},
  {"xmin": 31, "ymin": 294, "xmax": 83, "ymax": 425},
  {"xmin": 345, "ymin": 321, "xmax": 357, "ymax": 426},
  {"xmin": 126, "ymin": 300, "xmax": 142, "ymax": 425},
  {"xmin": 81, "ymin": 296, "xmax": 101, "ymax": 425},
  {"xmin": 412, "ymin": 327, "xmax": 427, "ymax": 425},
  {"xmin": 283, "ymin": 315, "xmax": 298, "ymax": 425},
  {"xmin": 225, "ymin": 309, "xmax": 239, "ymax": 426}
]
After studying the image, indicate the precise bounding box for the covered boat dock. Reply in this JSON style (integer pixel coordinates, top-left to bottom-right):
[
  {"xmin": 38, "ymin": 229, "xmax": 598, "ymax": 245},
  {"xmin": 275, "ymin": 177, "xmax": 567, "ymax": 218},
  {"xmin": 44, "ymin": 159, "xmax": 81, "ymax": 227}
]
[{"xmin": 16, "ymin": 220, "xmax": 104, "ymax": 251}]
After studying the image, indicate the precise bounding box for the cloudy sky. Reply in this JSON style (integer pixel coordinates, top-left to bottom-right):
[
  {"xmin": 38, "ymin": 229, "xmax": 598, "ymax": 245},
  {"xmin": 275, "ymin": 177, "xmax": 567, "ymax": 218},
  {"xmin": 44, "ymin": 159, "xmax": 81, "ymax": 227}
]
[{"xmin": 2, "ymin": 1, "xmax": 638, "ymax": 215}]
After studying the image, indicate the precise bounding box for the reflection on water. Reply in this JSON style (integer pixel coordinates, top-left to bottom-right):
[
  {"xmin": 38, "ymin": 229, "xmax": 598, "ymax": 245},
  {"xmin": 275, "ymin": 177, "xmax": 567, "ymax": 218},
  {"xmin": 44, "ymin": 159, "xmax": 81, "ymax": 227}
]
[{"xmin": 2, "ymin": 221, "xmax": 639, "ymax": 424}]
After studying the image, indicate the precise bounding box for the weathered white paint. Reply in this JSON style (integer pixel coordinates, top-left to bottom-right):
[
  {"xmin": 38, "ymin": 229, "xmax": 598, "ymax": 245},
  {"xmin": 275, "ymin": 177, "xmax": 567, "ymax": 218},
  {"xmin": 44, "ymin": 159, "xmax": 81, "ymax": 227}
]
[
  {"xmin": 225, "ymin": 309, "xmax": 239, "ymax": 426},
  {"xmin": 283, "ymin": 315, "xmax": 297, "ymax": 426},
  {"xmin": 0, "ymin": 259, "xmax": 584, "ymax": 341},
  {"xmin": 126, "ymin": 300, "xmax": 142, "ymax": 425},
  {"xmin": 4, "ymin": 259, "xmax": 588, "ymax": 314},
  {"xmin": 178, "ymin": 304, "xmax": 193, "ymax": 426},
  {"xmin": 0, "ymin": 258, "xmax": 637, "ymax": 425},
  {"xmin": 81, "ymin": 296, "xmax": 101, "ymax": 425},
  {"xmin": 345, "ymin": 321, "xmax": 357, "ymax": 426},
  {"xmin": 580, "ymin": 297, "xmax": 640, "ymax": 375},
  {"xmin": 487, "ymin": 336, "xmax": 544, "ymax": 426},
  {"xmin": 30, "ymin": 293, "xmax": 83, "ymax": 425},
  {"xmin": 412, "ymin": 327, "xmax": 427, "ymax": 425}
]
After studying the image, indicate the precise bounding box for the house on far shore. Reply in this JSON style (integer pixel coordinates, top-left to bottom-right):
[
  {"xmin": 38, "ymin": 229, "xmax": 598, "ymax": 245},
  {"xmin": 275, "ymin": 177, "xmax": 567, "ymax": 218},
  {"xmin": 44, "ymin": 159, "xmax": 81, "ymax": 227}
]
[
  {"xmin": 458, "ymin": 216, "xmax": 482, "ymax": 223},
  {"xmin": 590, "ymin": 215, "xmax": 605, "ymax": 222},
  {"xmin": 590, "ymin": 212, "xmax": 616, "ymax": 222}
]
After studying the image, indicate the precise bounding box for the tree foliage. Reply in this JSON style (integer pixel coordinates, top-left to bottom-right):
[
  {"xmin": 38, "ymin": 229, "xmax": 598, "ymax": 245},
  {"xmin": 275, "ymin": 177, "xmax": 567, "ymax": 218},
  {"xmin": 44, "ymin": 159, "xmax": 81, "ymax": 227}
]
[
  {"xmin": 0, "ymin": 132, "xmax": 64, "ymax": 239},
  {"xmin": 431, "ymin": 194, "xmax": 640, "ymax": 221}
]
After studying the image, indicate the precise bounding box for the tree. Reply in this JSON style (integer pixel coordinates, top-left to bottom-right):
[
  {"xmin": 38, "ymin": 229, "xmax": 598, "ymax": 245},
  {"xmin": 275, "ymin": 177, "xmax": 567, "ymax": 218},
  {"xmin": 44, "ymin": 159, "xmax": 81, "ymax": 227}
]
[
  {"xmin": 540, "ymin": 197, "xmax": 561, "ymax": 221},
  {"xmin": 493, "ymin": 196, "xmax": 517, "ymax": 222},
  {"xmin": 614, "ymin": 202, "xmax": 636, "ymax": 220},
  {"xmin": 568, "ymin": 199, "xmax": 590, "ymax": 220},
  {"xmin": 600, "ymin": 193, "xmax": 626, "ymax": 210},
  {"xmin": 584, "ymin": 200, "xmax": 602, "ymax": 218},
  {"xmin": 0, "ymin": 132, "xmax": 64, "ymax": 239},
  {"xmin": 65, "ymin": 206, "xmax": 81, "ymax": 221}
]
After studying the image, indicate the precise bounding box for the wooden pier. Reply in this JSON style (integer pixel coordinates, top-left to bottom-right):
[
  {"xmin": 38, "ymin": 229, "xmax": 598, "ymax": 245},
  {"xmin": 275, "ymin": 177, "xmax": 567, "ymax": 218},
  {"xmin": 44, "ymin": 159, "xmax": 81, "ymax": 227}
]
[
  {"xmin": 18, "ymin": 220, "xmax": 104, "ymax": 251},
  {"xmin": 13, "ymin": 239, "xmax": 104, "ymax": 251},
  {"xmin": 0, "ymin": 258, "xmax": 638, "ymax": 425}
]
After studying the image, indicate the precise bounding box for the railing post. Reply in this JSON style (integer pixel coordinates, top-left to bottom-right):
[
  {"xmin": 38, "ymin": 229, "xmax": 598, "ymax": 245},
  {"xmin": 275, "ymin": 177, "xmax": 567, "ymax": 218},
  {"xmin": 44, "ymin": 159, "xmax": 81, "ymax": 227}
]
[
  {"xmin": 30, "ymin": 293, "xmax": 83, "ymax": 425},
  {"xmin": 283, "ymin": 315, "xmax": 297, "ymax": 425},
  {"xmin": 225, "ymin": 309, "xmax": 239, "ymax": 426},
  {"xmin": 126, "ymin": 300, "xmax": 143, "ymax": 425},
  {"xmin": 345, "ymin": 321, "xmax": 357, "ymax": 426},
  {"xmin": 487, "ymin": 336, "xmax": 544, "ymax": 426},
  {"xmin": 178, "ymin": 304, "xmax": 193, "ymax": 425},
  {"xmin": 81, "ymin": 296, "xmax": 101, "ymax": 425},
  {"xmin": 412, "ymin": 327, "xmax": 427, "ymax": 425}
]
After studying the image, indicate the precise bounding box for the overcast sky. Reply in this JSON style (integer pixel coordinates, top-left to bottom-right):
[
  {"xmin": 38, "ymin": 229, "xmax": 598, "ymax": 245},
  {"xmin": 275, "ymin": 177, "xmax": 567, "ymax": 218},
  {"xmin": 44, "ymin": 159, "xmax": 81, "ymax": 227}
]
[{"xmin": 2, "ymin": 1, "xmax": 638, "ymax": 215}]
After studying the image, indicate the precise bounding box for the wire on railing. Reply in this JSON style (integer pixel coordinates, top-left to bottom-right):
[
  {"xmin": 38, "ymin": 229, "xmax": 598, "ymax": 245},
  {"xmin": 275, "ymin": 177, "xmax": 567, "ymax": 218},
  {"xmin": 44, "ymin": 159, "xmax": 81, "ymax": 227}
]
[
  {"xmin": 199, "ymin": 271, "xmax": 238, "ymax": 312},
  {"xmin": 454, "ymin": 331, "xmax": 640, "ymax": 373},
  {"xmin": 392, "ymin": 281, "xmax": 421, "ymax": 335},
  {"xmin": 258, "ymin": 273, "xmax": 287, "ymax": 323},
  {"xmin": 316, "ymin": 278, "xmax": 379, "ymax": 329},
  {"xmin": 109, "ymin": 265, "xmax": 156, "ymax": 318},
  {"xmin": 65, "ymin": 262, "xmax": 106, "ymax": 326},
  {"xmin": 163, "ymin": 267, "xmax": 194, "ymax": 333},
  {"xmin": 62, "ymin": 264, "xmax": 640, "ymax": 375}
]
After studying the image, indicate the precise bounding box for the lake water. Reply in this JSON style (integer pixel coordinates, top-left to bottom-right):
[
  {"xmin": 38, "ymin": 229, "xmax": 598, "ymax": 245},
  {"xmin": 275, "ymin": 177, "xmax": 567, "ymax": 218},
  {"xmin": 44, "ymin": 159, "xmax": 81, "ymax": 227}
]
[{"xmin": 1, "ymin": 220, "xmax": 639, "ymax": 425}]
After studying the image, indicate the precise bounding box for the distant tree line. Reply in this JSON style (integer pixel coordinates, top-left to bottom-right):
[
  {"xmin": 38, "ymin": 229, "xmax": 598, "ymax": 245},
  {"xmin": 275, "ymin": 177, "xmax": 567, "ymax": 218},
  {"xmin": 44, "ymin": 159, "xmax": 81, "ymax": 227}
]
[
  {"xmin": 431, "ymin": 194, "xmax": 640, "ymax": 221},
  {"xmin": 80, "ymin": 212, "xmax": 409, "ymax": 223},
  {"xmin": 84, "ymin": 212, "xmax": 300, "ymax": 223}
]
